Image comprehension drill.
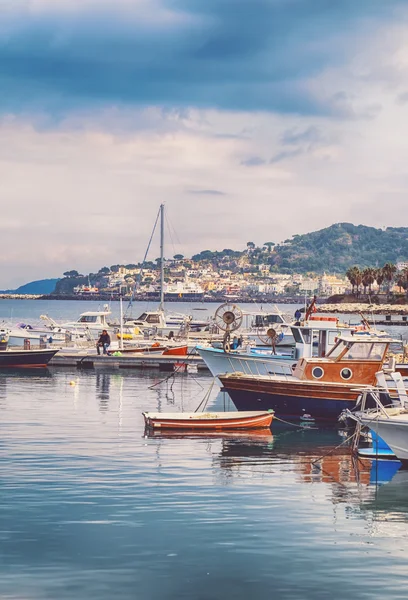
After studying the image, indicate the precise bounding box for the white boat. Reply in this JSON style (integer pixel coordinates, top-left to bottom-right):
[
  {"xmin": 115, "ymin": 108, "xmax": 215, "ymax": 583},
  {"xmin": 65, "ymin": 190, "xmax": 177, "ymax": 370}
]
[
  {"xmin": 60, "ymin": 306, "xmax": 112, "ymax": 339},
  {"xmin": 349, "ymin": 374, "xmax": 408, "ymax": 462},
  {"xmin": 197, "ymin": 314, "xmax": 386, "ymax": 379}
]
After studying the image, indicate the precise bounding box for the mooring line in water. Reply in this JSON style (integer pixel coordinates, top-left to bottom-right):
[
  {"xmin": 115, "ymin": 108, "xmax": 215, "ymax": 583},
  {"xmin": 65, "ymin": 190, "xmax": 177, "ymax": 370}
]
[
  {"xmin": 273, "ymin": 415, "xmax": 316, "ymax": 429},
  {"xmin": 310, "ymin": 430, "xmax": 358, "ymax": 466},
  {"xmin": 148, "ymin": 347, "xmax": 202, "ymax": 390},
  {"xmin": 194, "ymin": 377, "xmax": 217, "ymax": 413}
]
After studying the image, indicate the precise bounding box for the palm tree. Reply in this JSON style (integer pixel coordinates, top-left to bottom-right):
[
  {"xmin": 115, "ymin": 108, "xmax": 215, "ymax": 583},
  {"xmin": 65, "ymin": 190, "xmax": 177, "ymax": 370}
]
[
  {"xmin": 396, "ymin": 273, "xmax": 406, "ymax": 293},
  {"xmin": 399, "ymin": 267, "xmax": 408, "ymax": 296},
  {"xmin": 354, "ymin": 268, "xmax": 363, "ymax": 297},
  {"xmin": 346, "ymin": 266, "xmax": 361, "ymax": 295},
  {"xmin": 361, "ymin": 267, "xmax": 375, "ymax": 295},
  {"xmin": 375, "ymin": 268, "xmax": 385, "ymax": 293},
  {"xmin": 346, "ymin": 266, "xmax": 357, "ymax": 294},
  {"xmin": 382, "ymin": 262, "xmax": 397, "ymax": 294}
]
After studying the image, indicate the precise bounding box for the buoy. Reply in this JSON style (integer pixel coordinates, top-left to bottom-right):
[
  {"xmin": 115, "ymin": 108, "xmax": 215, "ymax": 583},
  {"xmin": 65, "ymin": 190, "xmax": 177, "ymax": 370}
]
[{"xmin": 69, "ymin": 381, "xmax": 76, "ymax": 386}]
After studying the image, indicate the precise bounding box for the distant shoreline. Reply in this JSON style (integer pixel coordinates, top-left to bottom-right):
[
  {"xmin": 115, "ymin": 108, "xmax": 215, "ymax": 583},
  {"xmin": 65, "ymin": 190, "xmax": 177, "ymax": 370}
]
[{"xmin": 0, "ymin": 293, "xmax": 305, "ymax": 304}]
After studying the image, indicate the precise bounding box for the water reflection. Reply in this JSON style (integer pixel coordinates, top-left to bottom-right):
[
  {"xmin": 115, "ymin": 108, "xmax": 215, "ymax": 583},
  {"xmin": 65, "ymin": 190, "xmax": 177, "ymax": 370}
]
[
  {"xmin": 2, "ymin": 369, "xmax": 408, "ymax": 599},
  {"xmin": 96, "ymin": 372, "xmax": 111, "ymax": 410},
  {"xmin": 358, "ymin": 466, "xmax": 408, "ymax": 519}
]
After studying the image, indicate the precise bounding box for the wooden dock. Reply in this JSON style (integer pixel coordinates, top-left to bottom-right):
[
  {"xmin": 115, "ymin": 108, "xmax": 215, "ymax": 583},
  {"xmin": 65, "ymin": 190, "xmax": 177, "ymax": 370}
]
[{"xmin": 49, "ymin": 352, "xmax": 208, "ymax": 371}]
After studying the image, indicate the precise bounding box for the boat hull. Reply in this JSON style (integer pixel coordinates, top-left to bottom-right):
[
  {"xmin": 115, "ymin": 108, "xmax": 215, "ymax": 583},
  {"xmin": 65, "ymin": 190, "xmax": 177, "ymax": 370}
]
[
  {"xmin": 359, "ymin": 417, "xmax": 408, "ymax": 462},
  {"xmin": 219, "ymin": 375, "xmax": 364, "ymax": 422},
  {"xmin": 142, "ymin": 410, "xmax": 273, "ymax": 431},
  {"xmin": 0, "ymin": 349, "xmax": 58, "ymax": 368},
  {"xmin": 197, "ymin": 346, "xmax": 295, "ymax": 378}
]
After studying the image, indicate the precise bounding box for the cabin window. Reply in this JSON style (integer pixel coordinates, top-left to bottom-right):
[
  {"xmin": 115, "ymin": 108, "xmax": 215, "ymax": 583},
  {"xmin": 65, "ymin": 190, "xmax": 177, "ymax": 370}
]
[
  {"xmin": 137, "ymin": 313, "xmax": 148, "ymax": 321},
  {"xmin": 79, "ymin": 315, "xmax": 97, "ymax": 323},
  {"xmin": 146, "ymin": 314, "xmax": 160, "ymax": 324},
  {"xmin": 312, "ymin": 366, "xmax": 324, "ymax": 379},
  {"xmin": 328, "ymin": 331, "xmax": 338, "ymax": 346},
  {"xmin": 342, "ymin": 342, "xmax": 386, "ymax": 361},
  {"xmin": 292, "ymin": 328, "xmax": 303, "ymax": 344},
  {"xmin": 340, "ymin": 368, "xmax": 353, "ymax": 380},
  {"xmin": 326, "ymin": 340, "xmax": 345, "ymax": 358},
  {"xmin": 254, "ymin": 314, "xmax": 282, "ymax": 327},
  {"xmin": 300, "ymin": 328, "xmax": 312, "ymax": 344}
]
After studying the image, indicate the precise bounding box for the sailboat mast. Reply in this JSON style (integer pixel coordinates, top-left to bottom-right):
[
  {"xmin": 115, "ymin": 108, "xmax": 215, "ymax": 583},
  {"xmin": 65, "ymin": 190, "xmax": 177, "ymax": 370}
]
[{"xmin": 159, "ymin": 203, "xmax": 165, "ymax": 311}]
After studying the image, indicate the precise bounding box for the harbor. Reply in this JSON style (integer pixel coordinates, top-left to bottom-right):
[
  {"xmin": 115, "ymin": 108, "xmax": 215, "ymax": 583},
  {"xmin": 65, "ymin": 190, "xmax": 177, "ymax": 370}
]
[{"xmin": 3, "ymin": 0, "xmax": 408, "ymax": 593}]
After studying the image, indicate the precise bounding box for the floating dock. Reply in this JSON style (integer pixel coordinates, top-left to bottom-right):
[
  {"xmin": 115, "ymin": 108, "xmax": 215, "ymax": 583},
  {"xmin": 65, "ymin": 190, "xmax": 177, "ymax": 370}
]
[{"xmin": 49, "ymin": 352, "xmax": 208, "ymax": 371}]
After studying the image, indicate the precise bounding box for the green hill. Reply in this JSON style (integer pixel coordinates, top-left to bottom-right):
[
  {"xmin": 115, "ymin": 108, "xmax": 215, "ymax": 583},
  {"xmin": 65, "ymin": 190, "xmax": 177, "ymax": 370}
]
[
  {"xmin": 268, "ymin": 223, "xmax": 408, "ymax": 273},
  {"xmin": 14, "ymin": 279, "xmax": 60, "ymax": 295}
]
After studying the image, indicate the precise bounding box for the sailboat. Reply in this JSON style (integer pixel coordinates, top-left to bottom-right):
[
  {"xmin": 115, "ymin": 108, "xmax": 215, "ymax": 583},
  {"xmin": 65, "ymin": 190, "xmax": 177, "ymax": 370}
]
[{"xmin": 123, "ymin": 204, "xmax": 212, "ymax": 339}]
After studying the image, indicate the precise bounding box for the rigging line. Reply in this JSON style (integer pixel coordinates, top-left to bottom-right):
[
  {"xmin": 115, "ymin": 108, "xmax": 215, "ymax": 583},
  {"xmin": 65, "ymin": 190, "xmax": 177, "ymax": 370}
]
[
  {"xmin": 165, "ymin": 213, "xmax": 177, "ymax": 259},
  {"xmin": 165, "ymin": 210, "xmax": 182, "ymax": 247},
  {"xmin": 127, "ymin": 207, "xmax": 161, "ymax": 311}
]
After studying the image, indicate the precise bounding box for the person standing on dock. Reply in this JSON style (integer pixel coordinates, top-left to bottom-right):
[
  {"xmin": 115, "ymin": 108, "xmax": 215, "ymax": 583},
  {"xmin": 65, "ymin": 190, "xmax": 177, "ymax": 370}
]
[{"xmin": 96, "ymin": 330, "xmax": 111, "ymax": 355}]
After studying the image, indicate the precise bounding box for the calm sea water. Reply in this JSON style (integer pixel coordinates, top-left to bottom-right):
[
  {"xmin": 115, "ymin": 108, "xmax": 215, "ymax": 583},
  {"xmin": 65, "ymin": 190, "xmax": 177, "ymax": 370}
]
[
  {"xmin": 1, "ymin": 300, "xmax": 408, "ymax": 598},
  {"xmin": 1, "ymin": 366, "xmax": 408, "ymax": 600}
]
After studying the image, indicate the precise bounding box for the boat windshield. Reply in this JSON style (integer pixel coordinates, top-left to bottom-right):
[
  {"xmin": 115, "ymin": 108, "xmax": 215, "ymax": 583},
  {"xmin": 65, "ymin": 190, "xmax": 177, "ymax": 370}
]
[
  {"xmin": 254, "ymin": 314, "xmax": 283, "ymax": 327},
  {"xmin": 326, "ymin": 340, "xmax": 346, "ymax": 358},
  {"xmin": 136, "ymin": 313, "xmax": 161, "ymax": 324},
  {"xmin": 341, "ymin": 342, "xmax": 387, "ymax": 361},
  {"xmin": 78, "ymin": 315, "xmax": 98, "ymax": 323}
]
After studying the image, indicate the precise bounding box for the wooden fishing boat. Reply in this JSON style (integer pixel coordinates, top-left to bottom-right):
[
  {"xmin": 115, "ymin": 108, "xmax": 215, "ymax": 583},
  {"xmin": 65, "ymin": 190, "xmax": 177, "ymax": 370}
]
[
  {"xmin": 219, "ymin": 334, "xmax": 399, "ymax": 422},
  {"xmin": 142, "ymin": 410, "xmax": 273, "ymax": 431}
]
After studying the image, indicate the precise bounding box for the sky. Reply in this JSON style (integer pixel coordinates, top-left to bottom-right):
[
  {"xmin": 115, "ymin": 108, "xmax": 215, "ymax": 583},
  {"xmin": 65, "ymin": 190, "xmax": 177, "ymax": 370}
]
[{"xmin": 1, "ymin": 0, "xmax": 408, "ymax": 287}]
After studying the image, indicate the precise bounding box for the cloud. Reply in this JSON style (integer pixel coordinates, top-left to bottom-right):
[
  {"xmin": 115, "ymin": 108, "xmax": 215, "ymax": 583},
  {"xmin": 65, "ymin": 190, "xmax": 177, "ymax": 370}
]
[
  {"xmin": 189, "ymin": 189, "xmax": 225, "ymax": 196},
  {"xmin": 240, "ymin": 156, "xmax": 266, "ymax": 167},
  {"xmin": 0, "ymin": 0, "xmax": 405, "ymax": 118},
  {"xmin": 281, "ymin": 126, "xmax": 326, "ymax": 146},
  {"xmin": 1, "ymin": 1, "xmax": 408, "ymax": 287}
]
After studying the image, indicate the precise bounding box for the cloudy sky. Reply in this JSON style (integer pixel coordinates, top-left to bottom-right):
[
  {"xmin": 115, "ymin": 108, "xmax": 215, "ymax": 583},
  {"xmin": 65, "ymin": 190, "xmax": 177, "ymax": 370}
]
[{"xmin": 1, "ymin": 0, "xmax": 408, "ymax": 287}]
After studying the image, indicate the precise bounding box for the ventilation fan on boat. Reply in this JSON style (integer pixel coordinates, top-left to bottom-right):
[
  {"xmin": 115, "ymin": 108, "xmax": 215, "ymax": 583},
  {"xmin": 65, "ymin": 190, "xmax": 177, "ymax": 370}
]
[
  {"xmin": 258, "ymin": 326, "xmax": 280, "ymax": 347},
  {"xmin": 214, "ymin": 303, "xmax": 243, "ymax": 353},
  {"xmin": 214, "ymin": 303, "xmax": 243, "ymax": 332}
]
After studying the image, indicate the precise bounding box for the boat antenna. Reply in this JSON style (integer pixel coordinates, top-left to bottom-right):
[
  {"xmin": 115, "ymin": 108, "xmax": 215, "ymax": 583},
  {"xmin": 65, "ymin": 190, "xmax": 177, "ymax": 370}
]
[{"xmin": 159, "ymin": 203, "xmax": 165, "ymax": 312}]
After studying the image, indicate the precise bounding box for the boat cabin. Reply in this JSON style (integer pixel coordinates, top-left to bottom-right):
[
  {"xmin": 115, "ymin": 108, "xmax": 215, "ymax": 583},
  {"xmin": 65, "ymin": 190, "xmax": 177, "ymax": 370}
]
[
  {"xmin": 76, "ymin": 311, "xmax": 110, "ymax": 327},
  {"xmin": 291, "ymin": 319, "xmax": 341, "ymax": 359},
  {"xmin": 126, "ymin": 311, "xmax": 167, "ymax": 328},
  {"xmin": 251, "ymin": 313, "xmax": 287, "ymax": 328},
  {"xmin": 293, "ymin": 335, "xmax": 393, "ymax": 385}
]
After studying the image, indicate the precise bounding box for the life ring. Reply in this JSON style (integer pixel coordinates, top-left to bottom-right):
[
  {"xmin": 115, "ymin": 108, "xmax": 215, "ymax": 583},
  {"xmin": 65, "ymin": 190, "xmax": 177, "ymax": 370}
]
[{"xmin": 25, "ymin": 339, "xmax": 31, "ymax": 349}]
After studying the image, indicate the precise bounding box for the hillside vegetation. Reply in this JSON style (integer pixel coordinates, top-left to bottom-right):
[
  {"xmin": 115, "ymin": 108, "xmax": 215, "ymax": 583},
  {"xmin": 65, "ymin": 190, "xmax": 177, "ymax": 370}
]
[{"xmin": 269, "ymin": 223, "xmax": 408, "ymax": 273}]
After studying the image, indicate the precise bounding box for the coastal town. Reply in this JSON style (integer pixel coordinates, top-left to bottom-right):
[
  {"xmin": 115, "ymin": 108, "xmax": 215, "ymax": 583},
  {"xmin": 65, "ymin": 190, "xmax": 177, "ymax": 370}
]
[{"xmin": 46, "ymin": 256, "xmax": 408, "ymax": 302}]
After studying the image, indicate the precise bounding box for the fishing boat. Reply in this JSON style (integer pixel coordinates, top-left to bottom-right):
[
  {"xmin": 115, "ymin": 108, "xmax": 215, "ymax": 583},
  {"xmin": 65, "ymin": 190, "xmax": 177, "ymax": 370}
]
[
  {"xmin": 197, "ymin": 312, "xmax": 391, "ymax": 379},
  {"xmin": 0, "ymin": 336, "xmax": 58, "ymax": 367},
  {"xmin": 142, "ymin": 410, "xmax": 273, "ymax": 431},
  {"xmin": 219, "ymin": 334, "xmax": 398, "ymax": 422}
]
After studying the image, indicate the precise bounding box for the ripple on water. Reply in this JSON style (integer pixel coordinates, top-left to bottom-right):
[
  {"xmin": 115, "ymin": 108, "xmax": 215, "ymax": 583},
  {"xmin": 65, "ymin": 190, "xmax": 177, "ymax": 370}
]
[{"xmin": 1, "ymin": 369, "xmax": 408, "ymax": 599}]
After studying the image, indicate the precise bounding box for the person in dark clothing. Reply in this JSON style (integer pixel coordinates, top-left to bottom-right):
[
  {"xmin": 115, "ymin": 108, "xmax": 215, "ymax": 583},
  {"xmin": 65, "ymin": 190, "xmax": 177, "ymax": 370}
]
[
  {"xmin": 97, "ymin": 330, "xmax": 111, "ymax": 355},
  {"xmin": 294, "ymin": 309, "xmax": 302, "ymax": 323}
]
